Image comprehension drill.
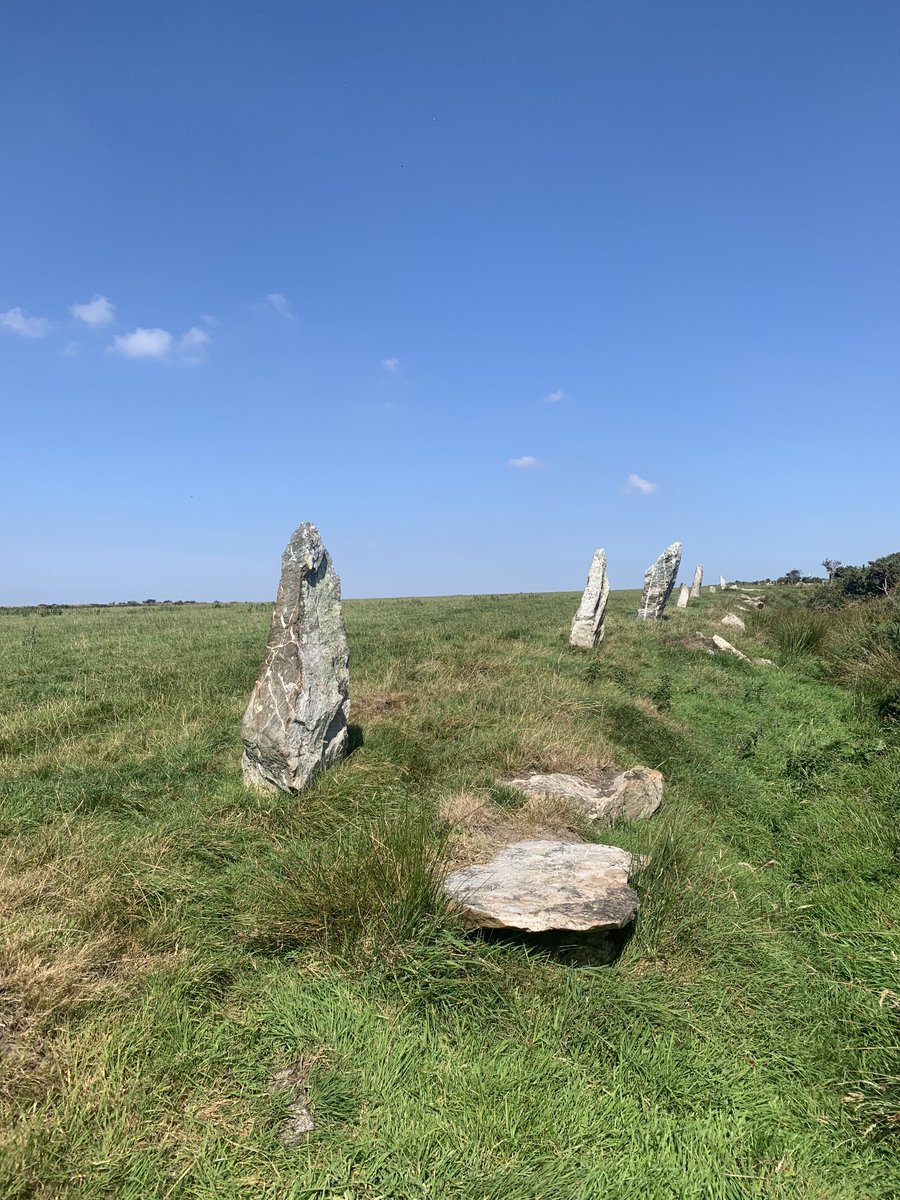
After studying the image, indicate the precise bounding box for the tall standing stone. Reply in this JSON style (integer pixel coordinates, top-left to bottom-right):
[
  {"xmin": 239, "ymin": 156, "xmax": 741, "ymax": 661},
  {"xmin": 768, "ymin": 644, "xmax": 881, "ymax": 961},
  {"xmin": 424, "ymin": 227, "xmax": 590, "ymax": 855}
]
[
  {"xmin": 690, "ymin": 564, "xmax": 703, "ymax": 599},
  {"xmin": 241, "ymin": 522, "xmax": 350, "ymax": 793},
  {"xmin": 569, "ymin": 548, "xmax": 610, "ymax": 648},
  {"xmin": 676, "ymin": 583, "xmax": 690, "ymax": 608},
  {"xmin": 637, "ymin": 542, "xmax": 682, "ymax": 620},
  {"xmin": 720, "ymin": 575, "xmax": 727, "ymax": 590}
]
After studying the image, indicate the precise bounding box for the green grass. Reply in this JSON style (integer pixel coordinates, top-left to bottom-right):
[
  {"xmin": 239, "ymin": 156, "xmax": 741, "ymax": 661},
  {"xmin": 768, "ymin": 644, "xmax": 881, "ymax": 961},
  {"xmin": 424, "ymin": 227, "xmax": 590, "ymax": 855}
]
[{"xmin": 1, "ymin": 589, "xmax": 898, "ymax": 1198}]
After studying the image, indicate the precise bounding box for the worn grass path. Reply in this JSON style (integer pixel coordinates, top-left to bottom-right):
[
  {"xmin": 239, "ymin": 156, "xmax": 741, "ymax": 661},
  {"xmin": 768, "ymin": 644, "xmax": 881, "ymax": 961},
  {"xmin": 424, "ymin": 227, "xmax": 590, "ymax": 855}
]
[{"xmin": 1, "ymin": 590, "xmax": 898, "ymax": 1198}]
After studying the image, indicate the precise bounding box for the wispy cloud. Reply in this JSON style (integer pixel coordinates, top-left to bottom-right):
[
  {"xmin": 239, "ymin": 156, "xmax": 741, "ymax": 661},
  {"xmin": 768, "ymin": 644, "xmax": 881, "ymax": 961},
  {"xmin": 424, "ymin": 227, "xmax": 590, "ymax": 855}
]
[
  {"xmin": 544, "ymin": 389, "xmax": 565, "ymax": 403},
  {"xmin": 254, "ymin": 292, "xmax": 293, "ymax": 317},
  {"xmin": 71, "ymin": 294, "xmax": 115, "ymax": 327},
  {"xmin": 625, "ymin": 473, "xmax": 658, "ymax": 495},
  {"xmin": 177, "ymin": 325, "xmax": 211, "ymax": 366},
  {"xmin": 382, "ymin": 357, "xmax": 400, "ymax": 372},
  {"xmin": 509, "ymin": 455, "xmax": 539, "ymax": 469},
  {"xmin": 0, "ymin": 307, "xmax": 52, "ymax": 338},
  {"xmin": 62, "ymin": 340, "xmax": 81, "ymax": 357}
]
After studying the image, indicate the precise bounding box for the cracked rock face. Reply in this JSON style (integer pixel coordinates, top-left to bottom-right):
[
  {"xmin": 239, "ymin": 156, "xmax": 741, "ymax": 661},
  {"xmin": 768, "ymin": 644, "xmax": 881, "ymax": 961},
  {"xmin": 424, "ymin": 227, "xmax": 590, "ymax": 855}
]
[
  {"xmin": 241, "ymin": 522, "xmax": 350, "ymax": 793},
  {"xmin": 637, "ymin": 542, "xmax": 682, "ymax": 620},
  {"xmin": 507, "ymin": 767, "xmax": 663, "ymax": 825},
  {"xmin": 690, "ymin": 564, "xmax": 703, "ymax": 598},
  {"xmin": 569, "ymin": 548, "xmax": 610, "ymax": 648},
  {"xmin": 444, "ymin": 840, "xmax": 643, "ymax": 933}
]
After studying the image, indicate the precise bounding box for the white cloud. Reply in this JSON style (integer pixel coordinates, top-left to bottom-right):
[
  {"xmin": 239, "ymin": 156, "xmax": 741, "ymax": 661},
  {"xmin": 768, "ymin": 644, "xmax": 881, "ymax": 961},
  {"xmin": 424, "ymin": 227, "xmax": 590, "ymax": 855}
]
[
  {"xmin": 0, "ymin": 307, "xmax": 52, "ymax": 338},
  {"xmin": 110, "ymin": 323, "xmax": 212, "ymax": 366},
  {"xmin": 626, "ymin": 473, "xmax": 658, "ymax": 494},
  {"xmin": 544, "ymin": 389, "xmax": 565, "ymax": 403},
  {"xmin": 110, "ymin": 327, "xmax": 173, "ymax": 359},
  {"xmin": 70, "ymin": 294, "xmax": 115, "ymax": 327},
  {"xmin": 382, "ymin": 357, "xmax": 400, "ymax": 372},
  {"xmin": 509, "ymin": 455, "xmax": 539, "ymax": 469},
  {"xmin": 177, "ymin": 325, "xmax": 211, "ymax": 366},
  {"xmin": 63, "ymin": 340, "xmax": 81, "ymax": 357},
  {"xmin": 255, "ymin": 292, "xmax": 292, "ymax": 317}
]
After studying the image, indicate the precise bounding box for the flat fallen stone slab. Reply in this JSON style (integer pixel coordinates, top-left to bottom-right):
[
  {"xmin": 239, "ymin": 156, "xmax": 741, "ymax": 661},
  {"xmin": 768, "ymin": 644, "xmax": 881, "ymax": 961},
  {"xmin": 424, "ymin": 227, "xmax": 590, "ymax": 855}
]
[
  {"xmin": 444, "ymin": 840, "xmax": 644, "ymax": 933},
  {"xmin": 505, "ymin": 767, "xmax": 662, "ymax": 825}
]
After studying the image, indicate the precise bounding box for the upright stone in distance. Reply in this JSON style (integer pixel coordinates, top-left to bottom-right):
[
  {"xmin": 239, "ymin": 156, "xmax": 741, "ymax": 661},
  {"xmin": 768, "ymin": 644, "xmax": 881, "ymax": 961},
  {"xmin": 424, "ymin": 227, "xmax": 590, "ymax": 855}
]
[
  {"xmin": 241, "ymin": 522, "xmax": 350, "ymax": 794},
  {"xmin": 569, "ymin": 548, "xmax": 610, "ymax": 649},
  {"xmin": 675, "ymin": 582, "xmax": 690, "ymax": 608},
  {"xmin": 637, "ymin": 542, "xmax": 682, "ymax": 620},
  {"xmin": 720, "ymin": 575, "xmax": 727, "ymax": 589},
  {"xmin": 690, "ymin": 564, "xmax": 703, "ymax": 599}
]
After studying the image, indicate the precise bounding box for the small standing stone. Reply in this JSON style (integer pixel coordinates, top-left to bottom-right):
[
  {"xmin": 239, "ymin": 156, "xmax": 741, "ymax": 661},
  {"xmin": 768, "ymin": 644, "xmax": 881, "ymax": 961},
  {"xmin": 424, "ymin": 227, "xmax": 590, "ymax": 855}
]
[
  {"xmin": 637, "ymin": 542, "xmax": 682, "ymax": 620},
  {"xmin": 569, "ymin": 548, "xmax": 610, "ymax": 649},
  {"xmin": 690, "ymin": 564, "xmax": 703, "ymax": 598},
  {"xmin": 241, "ymin": 522, "xmax": 350, "ymax": 794},
  {"xmin": 676, "ymin": 583, "xmax": 690, "ymax": 609},
  {"xmin": 719, "ymin": 575, "xmax": 727, "ymax": 589}
]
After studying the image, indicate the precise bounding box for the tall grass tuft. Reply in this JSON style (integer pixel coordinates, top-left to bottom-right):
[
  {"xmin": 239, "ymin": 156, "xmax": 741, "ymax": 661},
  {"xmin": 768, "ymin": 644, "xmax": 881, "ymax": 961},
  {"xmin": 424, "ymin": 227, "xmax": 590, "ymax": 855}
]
[
  {"xmin": 249, "ymin": 807, "xmax": 448, "ymax": 959},
  {"xmin": 822, "ymin": 597, "xmax": 900, "ymax": 718},
  {"xmin": 756, "ymin": 604, "xmax": 829, "ymax": 664}
]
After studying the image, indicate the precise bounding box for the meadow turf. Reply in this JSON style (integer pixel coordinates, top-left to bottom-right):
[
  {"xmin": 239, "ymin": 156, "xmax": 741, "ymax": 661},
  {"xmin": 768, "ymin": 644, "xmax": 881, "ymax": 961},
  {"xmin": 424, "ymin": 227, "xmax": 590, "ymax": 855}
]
[{"xmin": 1, "ymin": 588, "xmax": 898, "ymax": 1198}]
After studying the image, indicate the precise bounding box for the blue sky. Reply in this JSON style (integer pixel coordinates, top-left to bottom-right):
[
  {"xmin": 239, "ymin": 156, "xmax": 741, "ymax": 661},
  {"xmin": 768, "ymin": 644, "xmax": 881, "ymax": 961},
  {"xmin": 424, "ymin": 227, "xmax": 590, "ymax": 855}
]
[{"xmin": 2, "ymin": 1, "xmax": 898, "ymax": 603}]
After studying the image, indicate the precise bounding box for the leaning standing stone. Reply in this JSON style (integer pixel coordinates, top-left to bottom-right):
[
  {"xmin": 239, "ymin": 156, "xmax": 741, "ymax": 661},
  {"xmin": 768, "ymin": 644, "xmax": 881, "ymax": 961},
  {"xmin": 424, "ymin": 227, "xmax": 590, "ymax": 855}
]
[
  {"xmin": 637, "ymin": 542, "xmax": 682, "ymax": 620},
  {"xmin": 676, "ymin": 583, "xmax": 690, "ymax": 609},
  {"xmin": 241, "ymin": 522, "xmax": 350, "ymax": 793},
  {"xmin": 569, "ymin": 548, "xmax": 610, "ymax": 648},
  {"xmin": 690, "ymin": 564, "xmax": 703, "ymax": 598}
]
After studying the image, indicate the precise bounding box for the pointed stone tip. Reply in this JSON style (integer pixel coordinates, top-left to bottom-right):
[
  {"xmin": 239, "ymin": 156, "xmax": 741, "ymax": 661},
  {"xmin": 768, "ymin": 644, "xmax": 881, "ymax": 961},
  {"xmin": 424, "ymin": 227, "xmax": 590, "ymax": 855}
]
[{"xmin": 283, "ymin": 522, "xmax": 326, "ymax": 572}]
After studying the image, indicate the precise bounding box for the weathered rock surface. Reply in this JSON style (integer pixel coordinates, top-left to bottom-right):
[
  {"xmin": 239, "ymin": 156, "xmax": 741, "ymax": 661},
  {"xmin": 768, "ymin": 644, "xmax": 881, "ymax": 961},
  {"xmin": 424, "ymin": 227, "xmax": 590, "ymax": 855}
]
[
  {"xmin": 712, "ymin": 634, "xmax": 748, "ymax": 661},
  {"xmin": 753, "ymin": 657, "xmax": 775, "ymax": 667},
  {"xmin": 721, "ymin": 613, "xmax": 746, "ymax": 631},
  {"xmin": 709, "ymin": 586, "xmax": 717, "ymax": 593},
  {"xmin": 637, "ymin": 542, "xmax": 682, "ymax": 620},
  {"xmin": 676, "ymin": 583, "xmax": 690, "ymax": 609},
  {"xmin": 444, "ymin": 840, "xmax": 643, "ymax": 933},
  {"xmin": 690, "ymin": 564, "xmax": 703, "ymax": 599},
  {"xmin": 506, "ymin": 767, "xmax": 663, "ymax": 825},
  {"xmin": 741, "ymin": 595, "xmax": 766, "ymax": 610},
  {"xmin": 569, "ymin": 548, "xmax": 610, "ymax": 648},
  {"xmin": 241, "ymin": 522, "xmax": 350, "ymax": 793},
  {"xmin": 719, "ymin": 575, "xmax": 727, "ymax": 589}
]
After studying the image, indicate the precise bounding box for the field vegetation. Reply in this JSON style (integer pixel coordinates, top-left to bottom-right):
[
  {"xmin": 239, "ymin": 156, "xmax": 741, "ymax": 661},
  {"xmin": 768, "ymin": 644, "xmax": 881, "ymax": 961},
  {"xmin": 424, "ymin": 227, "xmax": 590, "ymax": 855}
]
[{"xmin": 1, "ymin": 586, "xmax": 898, "ymax": 1198}]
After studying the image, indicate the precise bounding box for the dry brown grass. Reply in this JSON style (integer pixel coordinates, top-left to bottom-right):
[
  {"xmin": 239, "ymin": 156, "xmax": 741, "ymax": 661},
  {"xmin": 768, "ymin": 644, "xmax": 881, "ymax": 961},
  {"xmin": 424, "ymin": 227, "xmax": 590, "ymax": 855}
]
[{"xmin": 438, "ymin": 789, "xmax": 587, "ymax": 871}]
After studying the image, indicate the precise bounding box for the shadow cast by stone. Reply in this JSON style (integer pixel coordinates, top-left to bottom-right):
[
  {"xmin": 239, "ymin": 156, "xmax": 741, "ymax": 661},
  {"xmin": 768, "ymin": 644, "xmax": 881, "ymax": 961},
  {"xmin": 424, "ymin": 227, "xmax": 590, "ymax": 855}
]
[
  {"xmin": 472, "ymin": 921, "xmax": 635, "ymax": 967},
  {"xmin": 347, "ymin": 723, "xmax": 365, "ymax": 755}
]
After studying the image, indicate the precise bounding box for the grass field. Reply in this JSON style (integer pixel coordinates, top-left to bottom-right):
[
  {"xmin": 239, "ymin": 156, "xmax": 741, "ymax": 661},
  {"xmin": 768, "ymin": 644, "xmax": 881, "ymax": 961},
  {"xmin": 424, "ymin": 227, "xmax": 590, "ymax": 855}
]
[{"xmin": 1, "ymin": 588, "xmax": 898, "ymax": 1198}]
